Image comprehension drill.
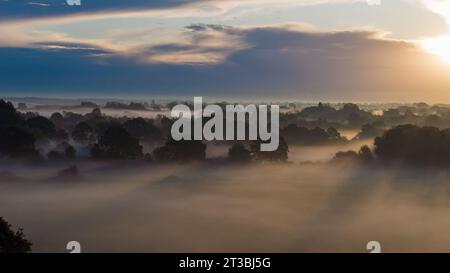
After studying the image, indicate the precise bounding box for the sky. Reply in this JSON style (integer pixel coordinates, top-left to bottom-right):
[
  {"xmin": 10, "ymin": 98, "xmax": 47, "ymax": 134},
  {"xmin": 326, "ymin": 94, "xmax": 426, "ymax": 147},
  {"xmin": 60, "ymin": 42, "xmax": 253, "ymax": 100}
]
[{"xmin": 1, "ymin": 0, "xmax": 450, "ymax": 102}]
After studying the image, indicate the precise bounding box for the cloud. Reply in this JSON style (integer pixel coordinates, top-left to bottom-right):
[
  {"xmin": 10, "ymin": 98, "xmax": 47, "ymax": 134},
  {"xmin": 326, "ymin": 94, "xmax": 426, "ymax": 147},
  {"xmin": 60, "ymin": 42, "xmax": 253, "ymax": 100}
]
[
  {"xmin": 0, "ymin": 0, "xmax": 379, "ymax": 27},
  {"xmin": 1, "ymin": 25, "xmax": 450, "ymax": 102},
  {"xmin": 0, "ymin": 0, "xmax": 202, "ymax": 21},
  {"xmin": 136, "ymin": 24, "xmax": 248, "ymax": 64}
]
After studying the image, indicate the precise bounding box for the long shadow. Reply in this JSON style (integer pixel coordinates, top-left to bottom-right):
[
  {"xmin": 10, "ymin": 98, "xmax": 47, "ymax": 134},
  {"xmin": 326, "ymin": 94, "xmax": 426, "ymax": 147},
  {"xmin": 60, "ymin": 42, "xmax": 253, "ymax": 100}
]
[{"xmin": 286, "ymin": 163, "xmax": 434, "ymax": 252}]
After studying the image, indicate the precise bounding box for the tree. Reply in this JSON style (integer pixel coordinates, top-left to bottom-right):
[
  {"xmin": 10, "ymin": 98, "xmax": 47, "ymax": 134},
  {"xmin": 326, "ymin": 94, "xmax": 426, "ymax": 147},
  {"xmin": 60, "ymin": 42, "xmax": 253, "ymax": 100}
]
[
  {"xmin": 334, "ymin": 150, "xmax": 359, "ymax": 161},
  {"xmin": 26, "ymin": 116, "xmax": 56, "ymax": 139},
  {"xmin": 0, "ymin": 100, "xmax": 24, "ymax": 128},
  {"xmin": 55, "ymin": 129, "xmax": 69, "ymax": 141},
  {"xmin": 50, "ymin": 112, "xmax": 64, "ymax": 129},
  {"xmin": 123, "ymin": 117, "xmax": 161, "ymax": 141},
  {"xmin": 65, "ymin": 146, "xmax": 76, "ymax": 159},
  {"xmin": 358, "ymin": 145, "xmax": 373, "ymax": 162},
  {"xmin": 374, "ymin": 125, "xmax": 450, "ymax": 165},
  {"xmin": 355, "ymin": 124, "xmax": 384, "ymax": 140},
  {"xmin": 251, "ymin": 137, "xmax": 289, "ymax": 162},
  {"xmin": 333, "ymin": 145, "xmax": 373, "ymax": 163},
  {"xmin": 0, "ymin": 217, "xmax": 32, "ymax": 253},
  {"xmin": 91, "ymin": 126, "xmax": 143, "ymax": 159},
  {"xmin": 47, "ymin": 143, "xmax": 76, "ymax": 160},
  {"xmin": 0, "ymin": 127, "xmax": 39, "ymax": 159},
  {"xmin": 281, "ymin": 124, "xmax": 346, "ymax": 145},
  {"xmin": 87, "ymin": 107, "xmax": 102, "ymax": 118},
  {"xmin": 153, "ymin": 138, "xmax": 206, "ymax": 162},
  {"xmin": 72, "ymin": 122, "xmax": 94, "ymax": 144},
  {"xmin": 228, "ymin": 143, "xmax": 251, "ymax": 162},
  {"xmin": 327, "ymin": 127, "xmax": 341, "ymax": 140},
  {"xmin": 17, "ymin": 103, "xmax": 27, "ymax": 110}
]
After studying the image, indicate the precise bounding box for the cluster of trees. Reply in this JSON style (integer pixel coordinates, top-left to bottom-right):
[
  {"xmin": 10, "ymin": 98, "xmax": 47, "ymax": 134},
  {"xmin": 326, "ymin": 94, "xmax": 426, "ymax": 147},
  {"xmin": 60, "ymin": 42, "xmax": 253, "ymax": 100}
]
[
  {"xmin": 294, "ymin": 103, "xmax": 374, "ymax": 128},
  {"xmin": 104, "ymin": 101, "xmax": 149, "ymax": 111},
  {"xmin": 9, "ymin": 98, "xmax": 450, "ymax": 167},
  {"xmin": 334, "ymin": 125, "xmax": 450, "ymax": 166},
  {"xmin": 0, "ymin": 99, "xmax": 168, "ymax": 161},
  {"xmin": 333, "ymin": 145, "xmax": 373, "ymax": 163},
  {"xmin": 0, "ymin": 217, "xmax": 32, "ymax": 253},
  {"xmin": 280, "ymin": 102, "xmax": 450, "ymax": 133},
  {"xmin": 281, "ymin": 124, "xmax": 347, "ymax": 145},
  {"xmin": 0, "ymin": 100, "xmax": 289, "ymax": 163},
  {"xmin": 91, "ymin": 126, "xmax": 144, "ymax": 159},
  {"xmin": 353, "ymin": 123, "xmax": 385, "ymax": 140},
  {"xmin": 228, "ymin": 138, "xmax": 289, "ymax": 163},
  {"xmin": 0, "ymin": 100, "xmax": 40, "ymax": 160},
  {"xmin": 374, "ymin": 125, "xmax": 450, "ymax": 165}
]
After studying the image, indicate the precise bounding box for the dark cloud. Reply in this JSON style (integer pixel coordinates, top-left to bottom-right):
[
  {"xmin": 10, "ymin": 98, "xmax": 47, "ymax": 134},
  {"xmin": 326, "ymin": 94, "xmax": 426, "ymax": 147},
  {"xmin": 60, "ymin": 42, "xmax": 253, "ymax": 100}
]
[
  {"xmin": 186, "ymin": 24, "xmax": 232, "ymax": 32},
  {"xmin": 1, "ymin": 27, "xmax": 449, "ymax": 101},
  {"xmin": 0, "ymin": 0, "xmax": 199, "ymax": 21}
]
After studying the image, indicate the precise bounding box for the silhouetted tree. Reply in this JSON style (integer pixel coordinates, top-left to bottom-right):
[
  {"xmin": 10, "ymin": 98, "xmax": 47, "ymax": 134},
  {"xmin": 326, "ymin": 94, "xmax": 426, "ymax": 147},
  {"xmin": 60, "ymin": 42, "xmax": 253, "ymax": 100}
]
[
  {"xmin": 123, "ymin": 117, "xmax": 161, "ymax": 141},
  {"xmin": 159, "ymin": 116, "xmax": 173, "ymax": 138},
  {"xmin": 374, "ymin": 125, "xmax": 450, "ymax": 165},
  {"xmin": 297, "ymin": 102, "xmax": 373, "ymax": 128},
  {"xmin": 153, "ymin": 138, "xmax": 206, "ymax": 162},
  {"xmin": 65, "ymin": 146, "xmax": 76, "ymax": 159},
  {"xmin": 92, "ymin": 121, "xmax": 121, "ymax": 138},
  {"xmin": 105, "ymin": 101, "xmax": 148, "ymax": 110},
  {"xmin": 50, "ymin": 112, "xmax": 64, "ymax": 129},
  {"xmin": 358, "ymin": 145, "xmax": 373, "ymax": 162},
  {"xmin": 228, "ymin": 143, "xmax": 251, "ymax": 162},
  {"xmin": 55, "ymin": 129, "xmax": 69, "ymax": 141},
  {"xmin": 0, "ymin": 217, "xmax": 32, "ymax": 253},
  {"xmin": 281, "ymin": 124, "xmax": 346, "ymax": 145},
  {"xmin": 355, "ymin": 124, "xmax": 384, "ymax": 140},
  {"xmin": 17, "ymin": 103, "xmax": 27, "ymax": 110},
  {"xmin": 26, "ymin": 116, "xmax": 56, "ymax": 139},
  {"xmin": 334, "ymin": 150, "xmax": 359, "ymax": 161},
  {"xmin": 87, "ymin": 108, "xmax": 102, "ymax": 119},
  {"xmin": 72, "ymin": 122, "xmax": 94, "ymax": 144},
  {"xmin": 0, "ymin": 127, "xmax": 39, "ymax": 159},
  {"xmin": 251, "ymin": 137, "xmax": 289, "ymax": 162},
  {"xmin": 91, "ymin": 126, "xmax": 143, "ymax": 159},
  {"xmin": 333, "ymin": 145, "xmax": 374, "ymax": 163},
  {"xmin": 0, "ymin": 100, "xmax": 24, "ymax": 128},
  {"xmin": 327, "ymin": 127, "xmax": 341, "ymax": 140}
]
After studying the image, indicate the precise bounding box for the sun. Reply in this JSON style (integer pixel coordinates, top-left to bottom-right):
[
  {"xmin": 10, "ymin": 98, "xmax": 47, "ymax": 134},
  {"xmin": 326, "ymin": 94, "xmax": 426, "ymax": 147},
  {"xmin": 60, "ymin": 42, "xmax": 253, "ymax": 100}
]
[{"xmin": 421, "ymin": 35, "xmax": 450, "ymax": 63}]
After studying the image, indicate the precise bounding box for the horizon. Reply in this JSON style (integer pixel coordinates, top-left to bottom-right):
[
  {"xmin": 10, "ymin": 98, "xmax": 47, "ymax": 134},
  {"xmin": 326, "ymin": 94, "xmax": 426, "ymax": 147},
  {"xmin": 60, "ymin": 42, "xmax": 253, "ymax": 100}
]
[{"xmin": 4, "ymin": 95, "xmax": 450, "ymax": 105}]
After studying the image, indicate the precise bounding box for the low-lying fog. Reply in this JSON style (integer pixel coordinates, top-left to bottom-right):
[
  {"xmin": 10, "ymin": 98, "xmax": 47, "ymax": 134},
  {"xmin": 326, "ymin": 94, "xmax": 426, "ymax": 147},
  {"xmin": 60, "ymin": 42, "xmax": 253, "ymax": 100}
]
[
  {"xmin": 21, "ymin": 107, "xmax": 169, "ymax": 119},
  {"xmin": 207, "ymin": 137, "xmax": 370, "ymax": 163},
  {"xmin": 2, "ymin": 156, "xmax": 450, "ymax": 253}
]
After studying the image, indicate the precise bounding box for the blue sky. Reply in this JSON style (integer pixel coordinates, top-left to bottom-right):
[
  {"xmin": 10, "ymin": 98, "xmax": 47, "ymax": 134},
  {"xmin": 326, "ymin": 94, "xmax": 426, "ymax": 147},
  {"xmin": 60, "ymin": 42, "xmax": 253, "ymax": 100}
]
[{"xmin": 1, "ymin": 0, "xmax": 450, "ymax": 101}]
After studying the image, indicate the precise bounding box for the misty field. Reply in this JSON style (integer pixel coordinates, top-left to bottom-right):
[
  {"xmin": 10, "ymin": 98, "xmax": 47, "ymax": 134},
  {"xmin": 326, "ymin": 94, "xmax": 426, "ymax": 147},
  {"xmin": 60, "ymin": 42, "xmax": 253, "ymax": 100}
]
[
  {"xmin": 4, "ymin": 99, "xmax": 450, "ymax": 253},
  {"xmin": 2, "ymin": 157, "xmax": 450, "ymax": 253}
]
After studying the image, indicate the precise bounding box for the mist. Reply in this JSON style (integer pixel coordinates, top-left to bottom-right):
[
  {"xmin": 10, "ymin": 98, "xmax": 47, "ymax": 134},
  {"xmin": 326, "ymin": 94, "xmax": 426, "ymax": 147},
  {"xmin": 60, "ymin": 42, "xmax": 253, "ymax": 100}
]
[
  {"xmin": 3, "ymin": 98, "xmax": 450, "ymax": 253},
  {"xmin": 2, "ymin": 160, "xmax": 450, "ymax": 253}
]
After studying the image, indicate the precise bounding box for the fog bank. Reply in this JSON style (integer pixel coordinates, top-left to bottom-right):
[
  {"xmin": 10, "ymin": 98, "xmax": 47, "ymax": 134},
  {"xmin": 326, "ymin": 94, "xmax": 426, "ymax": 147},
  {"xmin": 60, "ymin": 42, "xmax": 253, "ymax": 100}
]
[{"xmin": 1, "ymin": 162, "xmax": 450, "ymax": 252}]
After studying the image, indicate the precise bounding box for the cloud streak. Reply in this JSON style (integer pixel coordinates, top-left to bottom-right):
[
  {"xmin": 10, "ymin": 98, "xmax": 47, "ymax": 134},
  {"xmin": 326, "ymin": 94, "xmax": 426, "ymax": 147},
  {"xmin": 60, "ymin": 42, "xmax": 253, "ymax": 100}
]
[{"xmin": 1, "ymin": 25, "xmax": 450, "ymax": 102}]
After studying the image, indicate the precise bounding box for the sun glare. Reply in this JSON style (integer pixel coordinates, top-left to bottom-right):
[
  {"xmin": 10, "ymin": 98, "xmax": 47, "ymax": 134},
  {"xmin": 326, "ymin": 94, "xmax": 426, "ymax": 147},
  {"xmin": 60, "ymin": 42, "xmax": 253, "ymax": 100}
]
[
  {"xmin": 424, "ymin": 0, "xmax": 450, "ymax": 24},
  {"xmin": 422, "ymin": 35, "xmax": 450, "ymax": 64}
]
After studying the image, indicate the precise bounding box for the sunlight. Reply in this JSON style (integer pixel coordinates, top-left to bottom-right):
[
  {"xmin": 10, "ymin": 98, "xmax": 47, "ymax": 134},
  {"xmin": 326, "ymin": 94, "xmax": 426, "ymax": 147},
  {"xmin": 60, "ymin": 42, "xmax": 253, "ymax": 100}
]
[
  {"xmin": 423, "ymin": 0, "xmax": 450, "ymax": 24},
  {"xmin": 421, "ymin": 35, "xmax": 450, "ymax": 63}
]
